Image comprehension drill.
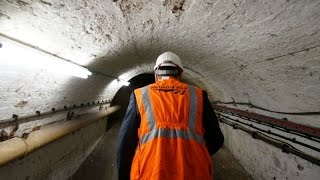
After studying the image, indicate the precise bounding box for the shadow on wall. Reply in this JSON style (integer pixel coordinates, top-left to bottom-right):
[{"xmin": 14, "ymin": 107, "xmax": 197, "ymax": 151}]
[{"xmin": 107, "ymin": 73, "xmax": 155, "ymax": 130}]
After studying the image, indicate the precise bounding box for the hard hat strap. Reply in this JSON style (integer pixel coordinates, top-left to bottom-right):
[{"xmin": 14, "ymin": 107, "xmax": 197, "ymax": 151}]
[
  {"xmin": 155, "ymin": 69, "xmax": 179, "ymax": 76},
  {"xmin": 156, "ymin": 61, "xmax": 183, "ymax": 71}
]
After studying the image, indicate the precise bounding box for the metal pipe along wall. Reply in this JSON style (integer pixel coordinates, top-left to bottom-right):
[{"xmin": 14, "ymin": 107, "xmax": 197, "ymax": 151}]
[{"xmin": 0, "ymin": 105, "xmax": 120, "ymax": 167}]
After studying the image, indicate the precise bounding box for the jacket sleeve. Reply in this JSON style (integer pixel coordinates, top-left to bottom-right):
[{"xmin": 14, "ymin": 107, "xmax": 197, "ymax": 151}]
[
  {"xmin": 202, "ymin": 91, "xmax": 224, "ymax": 155},
  {"xmin": 116, "ymin": 92, "xmax": 140, "ymax": 180}
]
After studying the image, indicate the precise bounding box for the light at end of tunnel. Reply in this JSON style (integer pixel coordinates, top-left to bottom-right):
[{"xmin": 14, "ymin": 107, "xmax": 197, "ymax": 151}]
[
  {"xmin": 117, "ymin": 79, "xmax": 130, "ymax": 86},
  {"xmin": 0, "ymin": 37, "xmax": 92, "ymax": 79}
]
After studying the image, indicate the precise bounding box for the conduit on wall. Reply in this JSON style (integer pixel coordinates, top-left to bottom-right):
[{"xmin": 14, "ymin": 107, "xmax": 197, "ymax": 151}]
[
  {"xmin": 213, "ymin": 105, "xmax": 320, "ymax": 139},
  {"xmin": 213, "ymin": 101, "xmax": 320, "ymax": 115},
  {"xmin": 0, "ymin": 105, "xmax": 120, "ymax": 167},
  {"xmin": 0, "ymin": 100, "xmax": 111, "ymax": 124},
  {"xmin": 218, "ymin": 113, "xmax": 320, "ymax": 152},
  {"xmin": 214, "ymin": 105, "xmax": 320, "ymax": 166},
  {"xmin": 219, "ymin": 117, "xmax": 320, "ymax": 166}
]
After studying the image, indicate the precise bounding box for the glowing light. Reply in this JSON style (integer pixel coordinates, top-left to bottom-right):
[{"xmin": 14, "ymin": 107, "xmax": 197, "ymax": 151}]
[
  {"xmin": 0, "ymin": 37, "xmax": 92, "ymax": 79},
  {"xmin": 117, "ymin": 79, "xmax": 130, "ymax": 86}
]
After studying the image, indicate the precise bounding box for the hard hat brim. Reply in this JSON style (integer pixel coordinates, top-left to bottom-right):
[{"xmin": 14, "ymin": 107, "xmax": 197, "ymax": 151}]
[{"xmin": 154, "ymin": 62, "xmax": 178, "ymax": 70}]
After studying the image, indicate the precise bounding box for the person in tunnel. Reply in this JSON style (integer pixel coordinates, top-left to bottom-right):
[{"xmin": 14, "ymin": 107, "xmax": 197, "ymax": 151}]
[{"xmin": 116, "ymin": 52, "xmax": 224, "ymax": 180}]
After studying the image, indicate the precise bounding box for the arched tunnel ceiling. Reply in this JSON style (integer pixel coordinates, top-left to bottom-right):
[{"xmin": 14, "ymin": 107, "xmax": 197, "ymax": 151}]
[{"xmin": 0, "ymin": 0, "xmax": 319, "ymax": 114}]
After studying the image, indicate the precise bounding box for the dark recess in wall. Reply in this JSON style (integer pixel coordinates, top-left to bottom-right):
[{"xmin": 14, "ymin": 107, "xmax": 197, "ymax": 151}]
[{"xmin": 107, "ymin": 73, "xmax": 155, "ymax": 130}]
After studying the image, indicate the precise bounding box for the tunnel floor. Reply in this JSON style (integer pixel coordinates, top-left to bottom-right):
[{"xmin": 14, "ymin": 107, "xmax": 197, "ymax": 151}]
[{"xmin": 71, "ymin": 120, "xmax": 253, "ymax": 180}]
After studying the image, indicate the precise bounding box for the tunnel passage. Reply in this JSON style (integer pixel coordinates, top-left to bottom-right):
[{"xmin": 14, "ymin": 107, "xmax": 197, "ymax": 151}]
[
  {"xmin": 0, "ymin": 0, "xmax": 320, "ymax": 179},
  {"xmin": 107, "ymin": 73, "xmax": 155, "ymax": 130}
]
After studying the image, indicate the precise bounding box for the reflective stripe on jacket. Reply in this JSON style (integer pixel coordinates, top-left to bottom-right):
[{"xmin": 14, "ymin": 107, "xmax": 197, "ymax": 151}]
[{"xmin": 131, "ymin": 78, "xmax": 212, "ymax": 180}]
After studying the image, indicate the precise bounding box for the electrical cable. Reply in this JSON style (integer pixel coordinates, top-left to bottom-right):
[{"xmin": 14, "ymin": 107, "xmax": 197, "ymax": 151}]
[
  {"xmin": 213, "ymin": 101, "xmax": 320, "ymax": 115},
  {"xmin": 0, "ymin": 33, "xmax": 129, "ymax": 82},
  {"xmin": 0, "ymin": 33, "xmax": 86, "ymax": 69},
  {"xmin": 217, "ymin": 112, "xmax": 320, "ymax": 152},
  {"xmin": 213, "ymin": 104, "xmax": 320, "ymax": 140},
  {"xmin": 216, "ymin": 109, "xmax": 320, "ymax": 143},
  {"xmin": 219, "ymin": 117, "xmax": 320, "ymax": 166},
  {"xmin": 0, "ymin": 101, "xmax": 110, "ymax": 126}
]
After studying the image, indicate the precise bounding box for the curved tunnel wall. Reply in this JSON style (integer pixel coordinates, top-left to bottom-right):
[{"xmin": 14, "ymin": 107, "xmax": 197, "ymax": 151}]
[
  {"xmin": 1, "ymin": 0, "xmax": 319, "ymax": 126},
  {"xmin": 0, "ymin": 0, "xmax": 319, "ymax": 179}
]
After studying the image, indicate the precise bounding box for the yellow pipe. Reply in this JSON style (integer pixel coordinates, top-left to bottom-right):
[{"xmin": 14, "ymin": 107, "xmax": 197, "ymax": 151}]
[{"xmin": 0, "ymin": 105, "xmax": 120, "ymax": 166}]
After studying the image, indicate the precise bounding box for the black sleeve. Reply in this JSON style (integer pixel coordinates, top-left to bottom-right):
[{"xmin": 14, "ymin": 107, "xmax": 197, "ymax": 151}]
[
  {"xmin": 202, "ymin": 91, "xmax": 224, "ymax": 155},
  {"xmin": 116, "ymin": 93, "xmax": 141, "ymax": 180}
]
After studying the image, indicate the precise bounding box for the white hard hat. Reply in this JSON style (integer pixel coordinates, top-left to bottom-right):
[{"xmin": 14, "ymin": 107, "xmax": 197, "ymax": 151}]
[{"xmin": 154, "ymin": 52, "xmax": 183, "ymax": 72}]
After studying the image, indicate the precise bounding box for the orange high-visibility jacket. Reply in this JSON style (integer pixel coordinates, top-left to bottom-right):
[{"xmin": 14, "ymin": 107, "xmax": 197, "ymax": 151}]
[{"xmin": 131, "ymin": 78, "xmax": 212, "ymax": 180}]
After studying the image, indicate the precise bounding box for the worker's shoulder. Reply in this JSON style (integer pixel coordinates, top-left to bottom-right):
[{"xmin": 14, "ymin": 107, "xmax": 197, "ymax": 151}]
[
  {"xmin": 133, "ymin": 83, "xmax": 156, "ymax": 92},
  {"xmin": 133, "ymin": 82, "xmax": 206, "ymax": 92}
]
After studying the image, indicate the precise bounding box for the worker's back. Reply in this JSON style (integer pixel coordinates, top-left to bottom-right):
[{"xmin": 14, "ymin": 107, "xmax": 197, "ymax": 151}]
[{"xmin": 131, "ymin": 78, "xmax": 212, "ymax": 180}]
